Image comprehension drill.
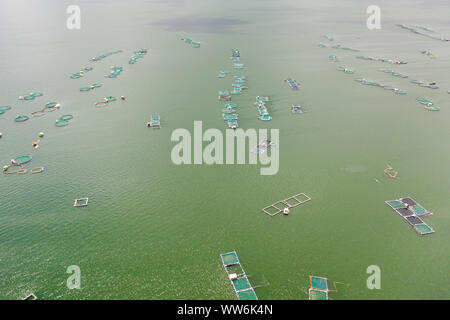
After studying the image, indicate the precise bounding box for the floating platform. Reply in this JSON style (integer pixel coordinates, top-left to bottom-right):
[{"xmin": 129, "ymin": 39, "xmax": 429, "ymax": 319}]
[
  {"xmin": 309, "ymin": 276, "xmax": 329, "ymax": 300},
  {"xmin": 220, "ymin": 251, "xmax": 258, "ymax": 300},
  {"xmin": 74, "ymin": 198, "xmax": 89, "ymax": 207},
  {"xmin": 385, "ymin": 197, "xmax": 434, "ymax": 235},
  {"xmin": 262, "ymin": 193, "xmax": 311, "ymax": 217}
]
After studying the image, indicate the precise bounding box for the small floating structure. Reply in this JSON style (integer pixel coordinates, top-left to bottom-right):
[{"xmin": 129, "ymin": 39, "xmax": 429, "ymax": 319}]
[
  {"xmin": 397, "ymin": 24, "xmax": 450, "ymax": 42},
  {"xmin": 324, "ymin": 35, "xmax": 334, "ymax": 41},
  {"xmin": 220, "ymin": 251, "xmax": 258, "ymax": 300},
  {"xmin": 385, "ymin": 197, "xmax": 434, "ymax": 235},
  {"xmin": 337, "ymin": 66, "xmax": 354, "ymax": 74},
  {"xmin": 74, "ymin": 198, "xmax": 89, "ymax": 207},
  {"xmin": 107, "ymin": 66, "xmax": 123, "ymax": 79},
  {"xmin": 129, "ymin": 48, "xmax": 148, "ymax": 64},
  {"xmin": 284, "ymin": 78, "xmax": 300, "ymax": 90},
  {"xmin": 0, "ymin": 105, "xmax": 12, "ymax": 115},
  {"xmin": 309, "ymin": 276, "xmax": 329, "ymax": 300},
  {"xmin": 329, "ymin": 54, "xmax": 338, "ymax": 62},
  {"xmin": 417, "ymin": 97, "xmax": 439, "ymax": 111},
  {"xmin": 218, "ymin": 90, "xmax": 231, "ymax": 101},
  {"xmin": 21, "ymin": 92, "xmax": 44, "ymax": 100},
  {"xmin": 356, "ymin": 55, "xmax": 407, "ymax": 64},
  {"xmin": 55, "ymin": 120, "xmax": 69, "ymax": 127},
  {"xmin": 380, "ymin": 69, "xmax": 408, "ymax": 78},
  {"xmin": 60, "ymin": 114, "xmax": 73, "ymax": 121},
  {"xmin": 384, "ymin": 163, "xmax": 398, "ymax": 179},
  {"xmin": 94, "ymin": 96, "xmax": 117, "ymax": 107},
  {"xmin": 14, "ymin": 156, "xmax": 32, "ymax": 165},
  {"xmin": 15, "ymin": 115, "xmax": 29, "ymax": 122},
  {"xmin": 420, "ymin": 50, "xmax": 436, "ymax": 59},
  {"xmin": 356, "ymin": 78, "xmax": 407, "ymax": 95},
  {"xmin": 30, "ymin": 166, "xmax": 45, "ymax": 174},
  {"xmin": 218, "ymin": 70, "xmax": 228, "ymax": 78},
  {"xmin": 181, "ymin": 38, "xmax": 200, "ymax": 48},
  {"xmin": 90, "ymin": 50, "xmax": 122, "ymax": 62},
  {"xmin": 146, "ymin": 115, "xmax": 161, "ymax": 129},
  {"xmin": 291, "ymin": 104, "xmax": 304, "ymax": 114},
  {"xmin": 262, "ymin": 193, "xmax": 311, "ymax": 217},
  {"xmin": 252, "ymin": 140, "xmax": 273, "ymax": 155},
  {"xmin": 411, "ymin": 80, "xmax": 439, "ymax": 89},
  {"xmin": 22, "ymin": 293, "xmax": 37, "ymax": 300},
  {"xmin": 227, "ymin": 119, "xmax": 238, "ymax": 129},
  {"xmin": 223, "ymin": 114, "xmax": 238, "ymax": 121},
  {"xmin": 331, "ymin": 44, "xmax": 359, "ymax": 52}
]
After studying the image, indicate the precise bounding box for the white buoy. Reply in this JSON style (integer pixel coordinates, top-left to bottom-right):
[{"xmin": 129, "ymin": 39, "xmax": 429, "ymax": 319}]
[
  {"xmin": 18, "ymin": 96, "xmax": 24, "ymax": 100},
  {"xmin": 121, "ymin": 96, "xmax": 126, "ymax": 100},
  {"xmin": 0, "ymin": 133, "xmax": 2, "ymax": 138},
  {"xmin": 283, "ymin": 208, "xmax": 290, "ymax": 215},
  {"xmin": 39, "ymin": 132, "xmax": 44, "ymax": 138}
]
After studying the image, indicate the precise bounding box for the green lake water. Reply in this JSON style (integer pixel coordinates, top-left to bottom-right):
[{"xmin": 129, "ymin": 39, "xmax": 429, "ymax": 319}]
[{"xmin": 0, "ymin": 0, "xmax": 449, "ymax": 299}]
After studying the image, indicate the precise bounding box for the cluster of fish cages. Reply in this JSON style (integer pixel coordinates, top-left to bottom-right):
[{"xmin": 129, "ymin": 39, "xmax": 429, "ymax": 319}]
[
  {"xmin": 417, "ymin": 97, "xmax": 439, "ymax": 111},
  {"xmin": 129, "ymin": 48, "xmax": 148, "ymax": 64},
  {"xmin": 222, "ymin": 103, "xmax": 239, "ymax": 129},
  {"xmin": 355, "ymin": 78, "xmax": 407, "ymax": 95},
  {"xmin": 254, "ymin": 96, "xmax": 272, "ymax": 121},
  {"xmin": 356, "ymin": 55, "xmax": 407, "ymax": 65},
  {"xmin": 379, "ymin": 69, "xmax": 408, "ymax": 78},
  {"xmin": 411, "ymin": 79, "xmax": 439, "ymax": 89},
  {"xmin": 70, "ymin": 66, "xmax": 93, "ymax": 79},
  {"xmin": 90, "ymin": 50, "xmax": 123, "ymax": 62},
  {"xmin": 146, "ymin": 115, "xmax": 161, "ymax": 129},
  {"xmin": 385, "ymin": 197, "xmax": 435, "ymax": 235},
  {"xmin": 220, "ymin": 251, "xmax": 258, "ymax": 300},
  {"xmin": 397, "ymin": 24, "xmax": 450, "ymax": 42}
]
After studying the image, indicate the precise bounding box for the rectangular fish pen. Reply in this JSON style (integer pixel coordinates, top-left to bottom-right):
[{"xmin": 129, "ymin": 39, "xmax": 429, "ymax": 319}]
[
  {"xmin": 308, "ymin": 276, "xmax": 329, "ymax": 300},
  {"xmin": 385, "ymin": 197, "xmax": 435, "ymax": 235},
  {"xmin": 220, "ymin": 251, "xmax": 258, "ymax": 300},
  {"xmin": 262, "ymin": 193, "xmax": 311, "ymax": 216}
]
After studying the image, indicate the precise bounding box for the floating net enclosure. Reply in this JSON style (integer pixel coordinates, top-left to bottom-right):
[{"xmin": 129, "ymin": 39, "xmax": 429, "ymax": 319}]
[
  {"xmin": 0, "ymin": 106, "xmax": 11, "ymax": 112},
  {"xmin": 74, "ymin": 198, "xmax": 89, "ymax": 207},
  {"xmin": 45, "ymin": 102, "xmax": 58, "ymax": 108},
  {"xmin": 60, "ymin": 115, "xmax": 73, "ymax": 121},
  {"xmin": 262, "ymin": 193, "xmax": 311, "ymax": 217},
  {"xmin": 30, "ymin": 167, "xmax": 45, "ymax": 174},
  {"xmin": 308, "ymin": 276, "xmax": 329, "ymax": 300},
  {"xmin": 15, "ymin": 115, "xmax": 29, "ymax": 122},
  {"xmin": 55, "ymin": 120, "xmax": 69, "ymax": 127},
  {"xmin": 309, "ymin": 289, "xmax": 328, "ymax": 300},
  {"xmin": 14, "ymin": 155, "xmax": 32, "ymax": 164}
]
